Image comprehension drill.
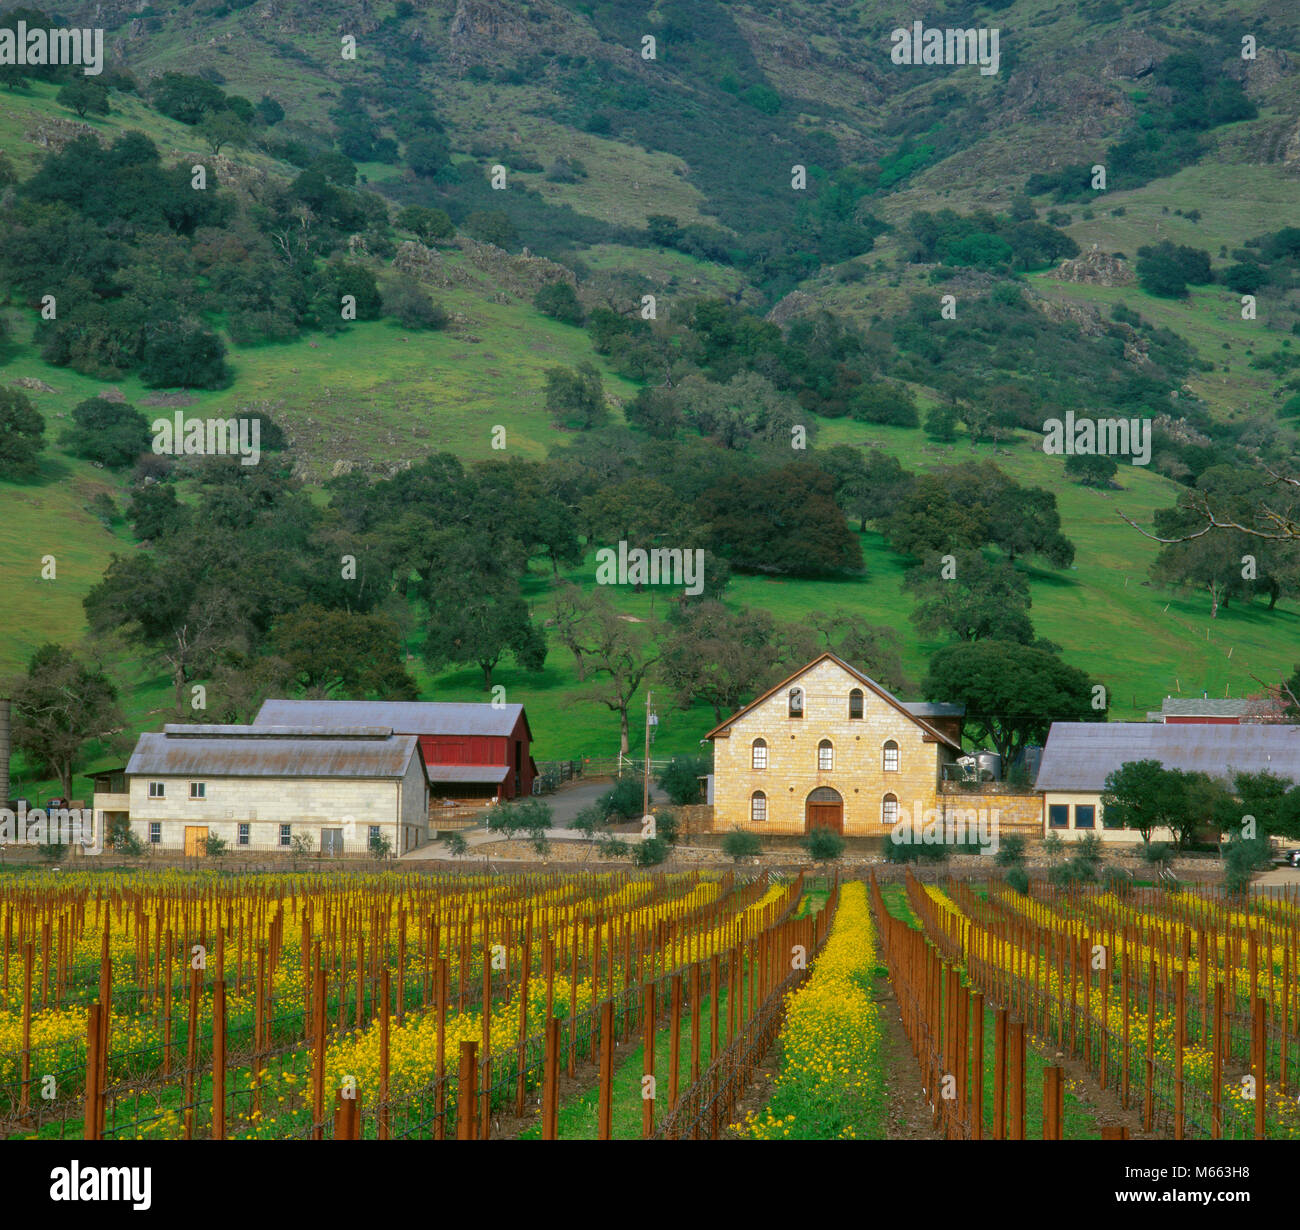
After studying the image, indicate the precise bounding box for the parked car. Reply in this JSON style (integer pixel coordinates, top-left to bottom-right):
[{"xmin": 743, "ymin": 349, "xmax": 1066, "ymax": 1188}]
[{"xmin": 1275, "ymin": 848, "xmax": 1300, "ymax": 868}]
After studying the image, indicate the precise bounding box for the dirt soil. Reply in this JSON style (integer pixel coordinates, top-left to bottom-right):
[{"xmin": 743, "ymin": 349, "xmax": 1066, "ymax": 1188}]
[{"xmin": 876, "ymin": 979, "xmax": 944, "ymax": 1140}]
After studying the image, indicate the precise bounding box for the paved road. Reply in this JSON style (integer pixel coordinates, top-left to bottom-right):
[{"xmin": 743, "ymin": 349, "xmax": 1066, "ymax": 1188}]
[
  {"xmin": 402, "ymin": 777, "xmax": 668, "ymax": 861},
  {"xmin": 1254, "ymin": 866, "xmax": 1300, "ymax": 888},
  {"xmin": 543, "ymin": 778, "xmax": 667, "ymax": 826}
]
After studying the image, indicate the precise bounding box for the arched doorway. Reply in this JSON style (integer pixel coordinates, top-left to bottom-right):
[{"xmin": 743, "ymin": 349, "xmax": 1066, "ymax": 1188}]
[{"xmin": 805, "ymin": 786, "xmax": 843, "ymax": 835}]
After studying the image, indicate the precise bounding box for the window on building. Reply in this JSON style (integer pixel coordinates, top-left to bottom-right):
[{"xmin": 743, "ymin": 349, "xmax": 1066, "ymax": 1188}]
[
  {"xmin": 849, "ymin": 689, "xmax": 864, "ymax": 719},
  {"xmin": 788, "ymin": 687, "xmax": 803, "ymax": 718},
  {"xmin": 750, "ymin": 792, "xmax": 767, "ymax": 823},
  {"xmin": 882, "ymin": 794, "xmax": 899, "ymax": 825},
  {"xmin": 189, "ymin": 782, "xmax": 206, "ymax": 800},
  {"xmin": 883, "ymin": 740, "xmax": 899, "ymax": 772},
  {"xmin": 148, "ymin": 781, "xmax": 165, "ymax": 799},
  {"xmin": 817, "ymin": 739, "xmax": 833, "ymax": 771},
  {"xmin": 149, "ymin": 822, "xmax": 161, "ymax": 844},
  {"xmin": 369, "ymin": 825, "xmax": 381, "ymax": 848},
  {"xmin": 1074, "ymin": 804, "xmax": 1096, "ymax": 830},
  {"xmin": 1048, "ymin": 804, "xmax": 1069, "ymax": 829},
  {"xmin": 1102, "ymin": 806, "xmax": 1122, "ymax": 830},
  {"xmin": 238, "ymin": 823, "xmax": 249, "ymax": 847},
  {"xmin": 751, "ymin": 738, "xmax": 768, "ymax": 770},
  {"xmin": 279, "ymin": 824, "xmax": 292, "ymax": 847}
]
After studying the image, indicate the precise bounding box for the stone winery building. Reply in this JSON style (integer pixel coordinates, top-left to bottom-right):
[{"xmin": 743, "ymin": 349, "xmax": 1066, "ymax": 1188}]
[{"xmin": 706, "ymin": 653, "xmax": 968, "ymax": 836}]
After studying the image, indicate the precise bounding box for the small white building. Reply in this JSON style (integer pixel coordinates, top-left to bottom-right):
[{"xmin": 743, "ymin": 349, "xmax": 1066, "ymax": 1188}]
[
  {"xmin": 1037, "ymin": 721, "xmax": 1300, "ymax": 843},
  {"xmin": 124, "ymin": 724, "xmax": 428, "ymax": 855}
]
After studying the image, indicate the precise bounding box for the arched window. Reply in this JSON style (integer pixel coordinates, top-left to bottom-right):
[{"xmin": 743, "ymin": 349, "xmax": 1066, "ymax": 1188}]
[
  {"xmin": 817, "ymin": 739, "xmax": 833, "ymax": 771},
  {"xmin": 751, "ymin": 738, "xmax": 768, "ymax": 770},
  {"xmin": 883, "ymin": 740, "xmax": 899, "ymax": 772},
  {"xmin": 788, "ymin": 687, "xmax": 804, "ymax": 718},
  {"xmin": 751, "ymin": 791, "xmax": 767, "ymax": 823},
  {"xmin": 882, "ymin": 794, "xmax": 899, "ymax": 825},
  {"xmin": 849, "ymin": 688, "xmax": 864, "ymax": 719}
]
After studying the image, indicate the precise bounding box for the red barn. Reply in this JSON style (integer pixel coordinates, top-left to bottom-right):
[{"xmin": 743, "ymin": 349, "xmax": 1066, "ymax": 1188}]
[
  {"xmin": 1147, "ymin": 697, "xmax": 1261, "ymax": 725},
  {"xmin": 253, "ymin": 700, "xmax": 536, "ymax": 802}
]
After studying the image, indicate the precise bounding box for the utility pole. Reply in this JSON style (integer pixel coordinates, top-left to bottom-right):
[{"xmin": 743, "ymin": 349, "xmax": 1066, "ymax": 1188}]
[{"xmin": 643, "ymin": 690, "xmax": 655, "ymax": 824}]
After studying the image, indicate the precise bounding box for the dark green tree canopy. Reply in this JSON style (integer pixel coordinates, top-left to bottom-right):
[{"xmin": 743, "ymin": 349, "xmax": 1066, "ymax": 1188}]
[{"xmin": 923, "ymin": 640, "xmax": 1103, "ymax": 769}]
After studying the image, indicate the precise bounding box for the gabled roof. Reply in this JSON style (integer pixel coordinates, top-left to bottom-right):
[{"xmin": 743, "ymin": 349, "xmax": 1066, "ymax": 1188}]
[
  {"xmin": 254, "ymin": 699, "xmax": 531, "ymax": 740},
  {"xmin": 704, "ymin": 652, "xmax": 962, "ymax": 750},
  {"xmin": 1036, "ymin": 722, "xmax": 1300, "ymax": 793},
  {"xmin": 1158, "ymin": 697, "xmax": 1254, "ymax": 718},
  {"xmin": 127, "ymin": 725, "xmax": 421, "ymax": 780}
]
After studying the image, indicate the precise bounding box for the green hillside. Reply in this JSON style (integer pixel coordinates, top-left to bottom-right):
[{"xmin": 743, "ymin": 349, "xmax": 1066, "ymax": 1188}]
[{"xmin": 2, "ymin": 0, "xmax": 1299, "ymax": 796}]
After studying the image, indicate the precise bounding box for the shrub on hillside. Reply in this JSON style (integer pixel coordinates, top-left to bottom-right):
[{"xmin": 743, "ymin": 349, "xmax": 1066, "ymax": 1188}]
[
  {"xmin": 534, "ymin": 281, "xmax": 584, "ymax": 325},
  {"xmin": 0, "ymin": 388, "xmax": 46, "ymax": 478},
  {"xmin": 383, "ymin": 277, "xmax": 448, "ymax": 330},
  {"xmin": 61, "ymin": 397, "xmax": 151, "ymax": 468}
]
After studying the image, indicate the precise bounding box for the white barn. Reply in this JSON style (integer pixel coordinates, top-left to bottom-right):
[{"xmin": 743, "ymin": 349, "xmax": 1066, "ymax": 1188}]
[
  {"xmin": 124, "ymin": 724, "xmax": 428, "ymax": 855},
  {"xmin": 1037, "ymin": 721, "xmax": 1300, "ymax": 843}
]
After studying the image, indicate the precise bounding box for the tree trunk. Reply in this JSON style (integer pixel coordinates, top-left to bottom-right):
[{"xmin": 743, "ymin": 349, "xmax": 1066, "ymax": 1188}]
[
  {"xmin": 481, "ymin": 662, "xmax": 494, "ymax": 690},
  {"xmin": 618, "ymin": 706, "xmax": 631, "ymax": 755}
]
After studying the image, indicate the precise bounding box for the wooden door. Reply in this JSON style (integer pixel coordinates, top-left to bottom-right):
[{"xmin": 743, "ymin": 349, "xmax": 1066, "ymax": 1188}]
[
  {"xmin": 805, "ymin": 802, "xmax": 843, "ymax": 835},
  {"xmin": 184, "ymin": 826, "xmax": 208, "ymax": 856}
]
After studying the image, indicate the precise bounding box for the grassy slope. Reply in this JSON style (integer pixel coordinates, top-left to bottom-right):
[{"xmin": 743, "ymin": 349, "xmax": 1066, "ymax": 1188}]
[{"xmin": 4, "ymin": 7, "xmax": 1300, "ymax": 788}]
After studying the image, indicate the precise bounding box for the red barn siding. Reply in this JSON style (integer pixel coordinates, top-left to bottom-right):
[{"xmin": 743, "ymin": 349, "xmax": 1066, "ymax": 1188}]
[
  {"xmin": 418, "ymin": 711, "xmax": 534, "ymax": 800},
  {"xmin": 1164, "ymin": 716, "xmax": 1241, "ymax": 725}
]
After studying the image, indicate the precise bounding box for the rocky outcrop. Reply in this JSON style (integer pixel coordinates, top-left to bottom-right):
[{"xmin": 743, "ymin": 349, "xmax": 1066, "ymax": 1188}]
[
  {"xmin": 447, "ymin": 0, "xmax": 571, "ymax": 63},
  {"xmin": 1049, "ymin": 246, "xmax": 1135, "ymax": 287},
  {"xmin": 456, "ymin": 237, "xmax": 576, "ymax": 296},
  {"xmin": 1097, "ymin": 34, "xmax": 1168, "ymax": 82},
  {"xmin": 393, "ymin": 240, "xmax": 478, "ymax": 290},
  {"xmin": 1151, "ymin": 413, "xmax": 1211, "ymax": 448},
  {"xmin": 1235, "ymin": 47, "xmax": 1292, "ymax": 95},
  {"xmin": 765, "ymin": 290, "xmax": 817, "ymax": 328},
  {"xmin": 23, "ymin": 117, "xmax": 95, "ymax": 150},
  {"xmin": 1033, "ymin": 296, "xmax": 1149, "ymax": 365}
]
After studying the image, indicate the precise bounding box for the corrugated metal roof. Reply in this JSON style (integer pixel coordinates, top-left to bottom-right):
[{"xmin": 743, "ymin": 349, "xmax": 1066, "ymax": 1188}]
[
  {"xmin": 903, "ymin": 702, "xmax": 966, "ymax": 717},
  {"xmin": 128, "ymin": 728, "xmax": 419, "ymax": 779},
  {"xmin": 1159, "ymin": 698, "xmax": 1254, "ymax": 717},
  {"xmin": 163, "ymin": 724, "xmax": 394, "ymax": 738},
  {"xmin": 426, "ymin": 765, "xmax": 510, "ymax": 783},
  {"xmin": 1036, "ymin": 722, "xmax": 1300, "ymax": 793},
  {"xmin": 253, "ymin": 699, "xmax": 525, "ymax": 737}
]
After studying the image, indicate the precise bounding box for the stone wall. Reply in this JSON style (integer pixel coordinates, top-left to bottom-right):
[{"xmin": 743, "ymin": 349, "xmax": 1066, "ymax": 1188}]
[
  {"xmin": 939, "ymin": 789, "xmax": 1043, "ymax": 837},
  {"xmin": 676, "ymin": 804, "xmax": 715, "ymax": 837}
]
